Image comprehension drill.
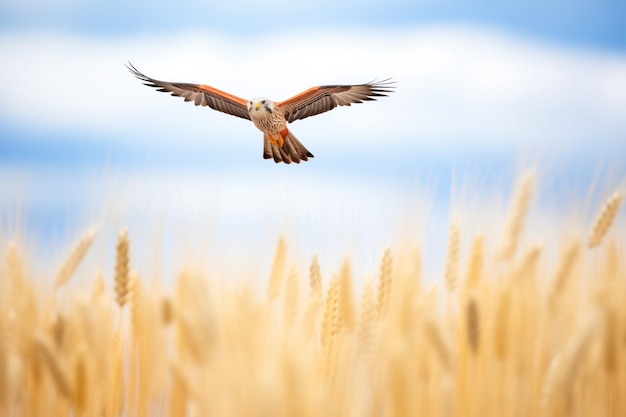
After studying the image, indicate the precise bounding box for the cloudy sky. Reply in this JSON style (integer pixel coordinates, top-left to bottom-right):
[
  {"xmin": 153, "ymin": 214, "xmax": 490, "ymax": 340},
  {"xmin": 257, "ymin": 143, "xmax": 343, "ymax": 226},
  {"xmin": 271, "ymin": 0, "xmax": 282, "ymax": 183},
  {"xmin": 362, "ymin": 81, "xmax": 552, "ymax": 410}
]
[{"xmin": 1, "ymin": 0, "xmax": 625, "ymax": 282}]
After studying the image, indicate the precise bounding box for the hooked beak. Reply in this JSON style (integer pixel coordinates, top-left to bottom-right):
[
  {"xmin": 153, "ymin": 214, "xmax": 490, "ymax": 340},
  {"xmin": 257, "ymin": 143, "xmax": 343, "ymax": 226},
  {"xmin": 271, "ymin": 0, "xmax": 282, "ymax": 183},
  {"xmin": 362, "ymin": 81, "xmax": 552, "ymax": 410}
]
[{"xmin": 254, "ymin": 102, "xmax": 261, "ymax": 110}]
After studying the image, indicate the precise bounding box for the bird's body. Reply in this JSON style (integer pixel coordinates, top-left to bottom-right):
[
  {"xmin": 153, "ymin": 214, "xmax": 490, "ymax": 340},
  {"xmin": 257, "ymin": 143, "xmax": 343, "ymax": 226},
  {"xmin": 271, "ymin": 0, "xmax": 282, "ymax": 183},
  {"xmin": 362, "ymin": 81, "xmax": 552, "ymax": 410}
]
[
  {"xmin": 127, "ymin": 63, "xmax": 394, "ymax": 164},
  {"xmin": 246, "ymin": 96, "xmax": 313, "ymax": 162},
  {"xmin": 248, "ymin": 98, "xmax": 286, "ymax": 136}
]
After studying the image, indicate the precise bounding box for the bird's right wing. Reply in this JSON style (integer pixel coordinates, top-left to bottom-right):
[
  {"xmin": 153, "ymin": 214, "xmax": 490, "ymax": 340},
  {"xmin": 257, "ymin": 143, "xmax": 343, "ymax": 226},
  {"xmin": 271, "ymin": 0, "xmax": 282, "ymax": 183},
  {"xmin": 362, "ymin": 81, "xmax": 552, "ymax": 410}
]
[
  {"xmin": 127, "ymin": 63, "xmax": 251, "ymax": 120},
  {"xmin": 277, "ymin": 79, "xmax": 395, "ymax": 123}
]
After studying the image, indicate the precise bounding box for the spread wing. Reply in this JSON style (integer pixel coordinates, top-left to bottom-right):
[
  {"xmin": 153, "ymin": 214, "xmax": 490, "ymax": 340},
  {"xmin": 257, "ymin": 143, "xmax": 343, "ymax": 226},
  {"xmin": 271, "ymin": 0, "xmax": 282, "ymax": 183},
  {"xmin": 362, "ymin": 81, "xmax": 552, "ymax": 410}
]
[
  {"xmin": 277, "ymin": 79, "xmax": 395, "ymax": 123},
  {"xmin": 127, "ymin": 63, "xmax": 251, "ymax": 120}
]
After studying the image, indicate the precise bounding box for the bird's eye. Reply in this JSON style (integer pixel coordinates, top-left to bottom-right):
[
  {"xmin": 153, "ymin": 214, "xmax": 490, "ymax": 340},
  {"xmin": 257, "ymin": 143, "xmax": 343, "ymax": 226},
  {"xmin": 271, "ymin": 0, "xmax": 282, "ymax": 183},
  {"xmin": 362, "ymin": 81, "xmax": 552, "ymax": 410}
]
[
  {"xmin": 261, "ymin": 100, "xmax": 266, "ymax": 105},
  {"xmin": 249, "ymin": 101, "xmax": 253, "ymax": 105}
]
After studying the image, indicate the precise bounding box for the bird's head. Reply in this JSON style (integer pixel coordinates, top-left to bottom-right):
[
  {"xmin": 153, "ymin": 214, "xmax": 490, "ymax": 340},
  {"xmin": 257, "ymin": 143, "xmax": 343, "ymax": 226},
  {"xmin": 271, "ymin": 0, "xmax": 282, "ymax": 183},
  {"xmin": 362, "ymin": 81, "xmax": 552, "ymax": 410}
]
[{"xmin": 247, "ymin": 97, "xmax": 274, "ymax": 114}]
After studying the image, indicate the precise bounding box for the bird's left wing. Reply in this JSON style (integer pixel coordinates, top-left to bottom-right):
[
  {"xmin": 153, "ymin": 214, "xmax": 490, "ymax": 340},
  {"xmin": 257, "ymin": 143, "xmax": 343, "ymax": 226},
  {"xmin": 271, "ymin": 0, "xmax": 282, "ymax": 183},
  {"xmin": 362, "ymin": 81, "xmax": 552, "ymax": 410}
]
[
  {"xmin": 277, "ymin": 79, "xmax": 395, "ymax": 123},
  {"xmin": 127, "ymin": 63, "xmax": 251, "ymax": 120}
]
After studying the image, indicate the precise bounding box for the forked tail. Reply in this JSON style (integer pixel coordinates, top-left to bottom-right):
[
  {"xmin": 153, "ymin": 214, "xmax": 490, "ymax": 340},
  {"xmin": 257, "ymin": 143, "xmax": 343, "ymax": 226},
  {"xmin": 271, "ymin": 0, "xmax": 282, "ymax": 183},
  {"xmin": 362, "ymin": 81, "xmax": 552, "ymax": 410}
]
[{"xmin": 263, "ymin": 130, "xmax": 314, "ymax": 164}]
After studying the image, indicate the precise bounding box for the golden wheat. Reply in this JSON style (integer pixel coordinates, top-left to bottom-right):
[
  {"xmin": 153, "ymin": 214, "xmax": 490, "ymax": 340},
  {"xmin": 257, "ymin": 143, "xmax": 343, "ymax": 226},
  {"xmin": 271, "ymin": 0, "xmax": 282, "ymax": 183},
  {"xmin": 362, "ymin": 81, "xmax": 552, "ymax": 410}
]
[
  {"xmin": 547, "ymin": 239, "xmax": 581, "ymax": 313},
  {"xmin": 338, "ymin": 259, "xmax": 355, "ymax": 333},
  {"xmin": 588, "ymin": 190, "xmax": 623, "ymax": 248},
  {"xmin": 445, "ymin": 214, "xmax": 460, "ymax": 294},
  {"xmin": 0, "ymin": 171, "xmax": 625, "ymax": 417},
  {"xmin": 424, "ymin": 317, "xmax": 454, "ymax": 371},
  {"xmin": 465, "ymin": 293, "xmax": 480, "ymax": 354},
  {"xmin": 54, "ymin": 227, "xmax": 96, "ymax": 288},
  {"xmin": 283, "ymin": 265, "xmax": 300, "ymax": 327},
  {"xmin": 114, "ymin": 229, "xmax": 130, "ymax": 307},
  {"xmin": 498, "ymin": 170, "xmax": 534, "ymax": 260},
  {"xmin": 308, "ymin": 255, "xmax": 322, "ymax": 299},
  {"xmin": 541, "ymin": 309, "xmax": 601, "ymax": 416},
  {"xmin": 267, "ymin": 236, "xmax": 287, "ymax": 302},
  {"xmin": 377, "ymin": 248, "xmax": 393, "ymax": 317},
  {"xmin": 357, "ymin": 277, "xmax": 377, "ymax": 354},
  {"xmin": 321, "ymin": 273, "xmax": 340, "ymax": 348},
  {"xmin": 32, "ymin": 331, "xmax": 72, "ymax": 398},
  {"xmin": 464, "ymin": 234, "xmax": 483, "ymax": 291}
]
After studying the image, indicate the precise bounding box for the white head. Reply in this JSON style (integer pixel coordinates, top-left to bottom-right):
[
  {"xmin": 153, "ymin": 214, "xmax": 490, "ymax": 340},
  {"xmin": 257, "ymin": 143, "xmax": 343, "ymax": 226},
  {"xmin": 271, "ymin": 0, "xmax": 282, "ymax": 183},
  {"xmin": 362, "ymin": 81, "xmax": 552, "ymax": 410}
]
[{"xmin": 247, "ymin": 97, "xmax": 274, "ymax": 114}]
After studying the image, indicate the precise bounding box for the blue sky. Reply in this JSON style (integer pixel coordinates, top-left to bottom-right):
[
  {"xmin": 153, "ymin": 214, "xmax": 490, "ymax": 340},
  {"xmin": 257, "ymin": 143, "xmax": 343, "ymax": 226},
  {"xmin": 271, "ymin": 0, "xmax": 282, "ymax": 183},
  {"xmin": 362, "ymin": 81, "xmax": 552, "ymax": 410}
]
[
  {"xmin": 1, "ymin": 0, "xmax": 625, "ymax": 282},
  {"xmin": 2, "ymin": 0, "xmax": 625, "ymax": 50}
]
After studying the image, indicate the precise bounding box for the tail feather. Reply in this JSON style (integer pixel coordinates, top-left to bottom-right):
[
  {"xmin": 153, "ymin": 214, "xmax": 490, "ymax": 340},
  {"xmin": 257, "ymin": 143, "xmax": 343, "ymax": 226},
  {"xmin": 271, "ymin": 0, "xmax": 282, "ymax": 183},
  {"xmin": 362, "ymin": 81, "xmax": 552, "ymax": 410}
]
[{"xmin": 263, "ymin": 131, "xmax": 314, "ymax": 164}]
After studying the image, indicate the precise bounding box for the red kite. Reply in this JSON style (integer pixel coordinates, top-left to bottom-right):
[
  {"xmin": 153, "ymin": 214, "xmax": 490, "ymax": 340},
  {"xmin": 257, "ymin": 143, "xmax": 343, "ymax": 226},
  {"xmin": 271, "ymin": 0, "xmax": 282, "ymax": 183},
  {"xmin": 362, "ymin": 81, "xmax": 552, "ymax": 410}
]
[{"xmin": 127, "ymin": 63, "xmax": 394, "ymax": 164}]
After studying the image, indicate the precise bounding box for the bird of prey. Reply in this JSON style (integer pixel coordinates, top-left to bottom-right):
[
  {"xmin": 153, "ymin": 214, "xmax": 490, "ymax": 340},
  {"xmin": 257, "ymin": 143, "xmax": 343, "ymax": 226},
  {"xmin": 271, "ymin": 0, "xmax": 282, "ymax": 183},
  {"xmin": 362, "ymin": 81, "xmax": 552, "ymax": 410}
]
[{"xmin": 127, "ymin": 63, "xmax": 394, "ymax": 164}]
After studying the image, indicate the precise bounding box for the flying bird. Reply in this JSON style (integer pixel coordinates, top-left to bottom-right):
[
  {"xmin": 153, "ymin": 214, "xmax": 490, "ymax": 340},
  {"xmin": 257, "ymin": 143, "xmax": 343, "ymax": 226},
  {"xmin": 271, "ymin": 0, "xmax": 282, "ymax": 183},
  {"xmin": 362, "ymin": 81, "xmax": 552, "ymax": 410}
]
[{"xmin": 127, "ymin": 63, "xmax": 394, "ymax": 164}]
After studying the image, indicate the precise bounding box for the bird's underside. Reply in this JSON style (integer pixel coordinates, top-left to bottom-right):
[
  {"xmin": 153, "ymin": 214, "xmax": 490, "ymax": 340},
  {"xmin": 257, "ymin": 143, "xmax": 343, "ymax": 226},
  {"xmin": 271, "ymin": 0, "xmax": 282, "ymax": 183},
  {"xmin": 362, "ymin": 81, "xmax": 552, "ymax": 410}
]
[{"xmin": 127, "ymin": 63, "xmax": 394, "ymax": 164}]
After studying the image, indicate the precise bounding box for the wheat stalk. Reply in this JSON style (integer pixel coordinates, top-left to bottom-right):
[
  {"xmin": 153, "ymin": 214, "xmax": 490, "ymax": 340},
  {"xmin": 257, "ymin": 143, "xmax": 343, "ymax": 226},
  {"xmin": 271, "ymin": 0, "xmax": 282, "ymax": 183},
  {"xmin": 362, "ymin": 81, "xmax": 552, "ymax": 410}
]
[
  {"xmin": 283, "ymin": 265, "xmax": 299, "ymax": 328},
  {"xmin": 588, "ymin": 190, "xmax": 623, "ymax": 248},
  {"xmin": 129, "ymin": 272, "xmax": 143, "ymax": 338},
  {"xmin": 424, "ymin": 317, "xmax": 453, "ymax": 371},
  {"xmin": 73, "ymin": 344, "xmax": 88, "ymax": 411},
  {"xmin": 33, "ymin": 331, "xmax": 72, "ymax": 398},
  {"xmin": 493, "ymin": 287, "xmax": 511, "ymax": 359},
  {"xmin": 514, "ymin": 243, "xmax": 542, "ymax": 283},
  {"xmin": 603, "ymin": 306, "xmax": 618, "ymax": 373},
  {"xmin": 541, "ymin": 309, "xmax": 601, "ymax": 416}
]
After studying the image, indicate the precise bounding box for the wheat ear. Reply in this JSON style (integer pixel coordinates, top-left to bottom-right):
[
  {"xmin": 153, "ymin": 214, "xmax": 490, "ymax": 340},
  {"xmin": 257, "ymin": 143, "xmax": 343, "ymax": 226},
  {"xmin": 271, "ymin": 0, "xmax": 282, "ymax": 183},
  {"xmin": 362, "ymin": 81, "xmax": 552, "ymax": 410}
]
[
  {"xmin": 321, "ymin": 274, "xmax": 340, "ymax": 347},
  {"xmin": 588, "ymin": 191, "xmax": 623, "ymax": 248},
  {"xmin": 302, "ymin": 256, "xmax": 323, "ymax": 338},
  {"xmin": 161, "ymin": 295, "xmax": 173, "ymax": 325},
  {"xmin": 498, "ymin": 171, "xmax": 534, "ymax": 260},
  {"xmin": 358, "ymin": 277, "xmax": 377, "ymax": 353},
  {"xmin": 547, "ymin": 239, "xmax": 580, "ymax": 313},
  {"xmin": 465, "ymin": 234, "xmax": 484, "ymax": 290},
  {"xmin": 6, "ymin": 242, "xmax": 23, "ymax": 287},
  {"xmin": 466, "ymin": 293, "xmax": 480, "ymax": 354},
  {"xmin": 54, "ymin": 227, "xmax": 96, "ymax": 288},
  {"xmin": 444, "ymin": 215, "xmax": 460, "ymax": 293},
  {"xmin": 267, "ymin": 236, "xmax": 287, "ymax": 302},
  {"xmin": 338, "ymin": 259, "xmax": 355, "ymax": 332},
  {"xmin": 309, "ymin": 255, "xmax": 322, "ymax": 299},
  {"xmin": 114, "ymin": 229, "xmax": 130, "ymax": 307},
  {"xmin": 377, "ymin": 248, "xmax": 393, "ymax": 317}
]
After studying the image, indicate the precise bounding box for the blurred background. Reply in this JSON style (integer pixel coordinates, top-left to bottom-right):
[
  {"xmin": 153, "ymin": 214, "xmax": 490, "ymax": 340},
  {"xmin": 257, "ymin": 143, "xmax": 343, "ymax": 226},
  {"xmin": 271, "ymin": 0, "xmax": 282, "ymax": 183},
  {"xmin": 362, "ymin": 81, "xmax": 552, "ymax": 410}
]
[{"xmin": 1, "ymin": 0, "xmax": 625, "ymax": 284}]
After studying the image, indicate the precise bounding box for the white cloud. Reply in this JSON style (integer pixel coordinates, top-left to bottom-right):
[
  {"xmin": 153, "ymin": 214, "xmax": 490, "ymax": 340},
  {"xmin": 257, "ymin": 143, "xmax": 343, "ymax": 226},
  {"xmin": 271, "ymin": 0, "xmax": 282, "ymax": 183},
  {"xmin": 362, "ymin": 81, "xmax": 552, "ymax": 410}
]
[{"xmin": 1, "ymin": 25, "xmax": 625, "ymax": 152}]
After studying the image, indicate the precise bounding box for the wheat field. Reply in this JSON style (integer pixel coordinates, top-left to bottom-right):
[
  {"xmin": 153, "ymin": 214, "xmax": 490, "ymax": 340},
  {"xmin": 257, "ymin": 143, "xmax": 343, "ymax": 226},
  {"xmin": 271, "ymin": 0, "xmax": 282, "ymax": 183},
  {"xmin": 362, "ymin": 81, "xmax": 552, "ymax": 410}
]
[{"xmin": 0, "ymin": 170, "xmax": 624, "ymax": 417}]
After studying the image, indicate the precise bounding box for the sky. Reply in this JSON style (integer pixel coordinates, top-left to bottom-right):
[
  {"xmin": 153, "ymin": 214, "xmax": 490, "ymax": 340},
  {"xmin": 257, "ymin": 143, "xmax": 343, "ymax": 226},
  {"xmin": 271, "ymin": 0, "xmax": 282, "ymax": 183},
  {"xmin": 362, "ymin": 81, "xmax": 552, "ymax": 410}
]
[{"xmin": 1, "ymin": 0, "xmax": 625, "ymax": 283}]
